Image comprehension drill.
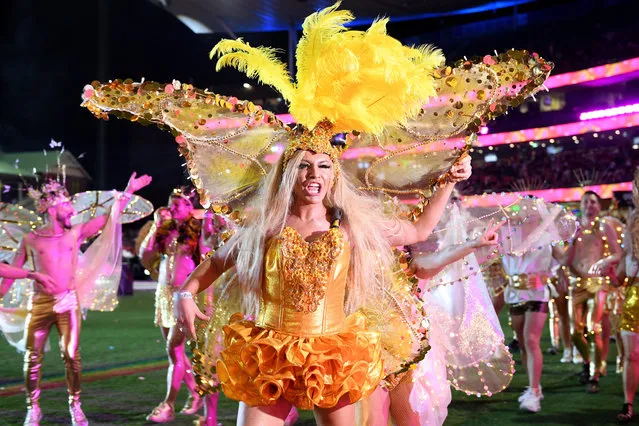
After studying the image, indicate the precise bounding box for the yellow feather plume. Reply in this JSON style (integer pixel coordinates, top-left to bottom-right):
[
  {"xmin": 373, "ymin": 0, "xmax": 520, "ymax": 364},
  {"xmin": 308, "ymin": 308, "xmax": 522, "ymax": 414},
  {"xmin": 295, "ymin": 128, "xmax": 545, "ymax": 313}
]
[
  {"xmin": 210, "ymin": 39, "xmax": 295, "ymax": 102},
  {"xmin": 294, "ymin": 2, "xmax": 354, "ymax": 100},
  {"xmin": 290, "ymin": 10, "xmax": 445, "ymax": 134},
  {"xmin": 210, "ymin": 3, "xmax": 445, "ymax": 135}
]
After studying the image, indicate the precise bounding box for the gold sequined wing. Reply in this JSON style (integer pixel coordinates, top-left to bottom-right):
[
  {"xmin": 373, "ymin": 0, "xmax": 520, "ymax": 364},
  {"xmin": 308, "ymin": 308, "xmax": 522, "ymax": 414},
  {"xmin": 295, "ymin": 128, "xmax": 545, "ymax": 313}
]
[
  {"xmin": 81, "ymin": 80, "xmax": 290, "ymax": 208},
  {"xmin": 352, "ymin": 50, "xmax": 553, "ymax": 212},
  {"xmin": 192, "ymin": 268, "xmax": 241, "ymax": 395}
]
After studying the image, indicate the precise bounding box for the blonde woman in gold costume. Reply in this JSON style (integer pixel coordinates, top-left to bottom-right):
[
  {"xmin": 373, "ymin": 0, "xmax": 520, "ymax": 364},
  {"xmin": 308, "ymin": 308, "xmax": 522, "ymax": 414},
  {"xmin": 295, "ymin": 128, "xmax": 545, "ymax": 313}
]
[{"xmin": 176, "ymin": 140, "xmax": 471, "ymax": 425}]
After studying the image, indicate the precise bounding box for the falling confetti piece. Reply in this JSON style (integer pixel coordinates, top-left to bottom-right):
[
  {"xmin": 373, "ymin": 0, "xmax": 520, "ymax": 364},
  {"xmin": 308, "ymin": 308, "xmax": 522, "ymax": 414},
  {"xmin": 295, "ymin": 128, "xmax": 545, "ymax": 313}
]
[
  {"xmin": 109, "ymin": 346, "xmax": 115, "ymax": 350},
  {"xmin": 3, "ymin": 185, "xmax": 10, "ymax": 193},
  {"xmin": 138, "ymin": 376, "xmax": 146, "ymax": 380},
  {"xmin": 78, "ymin": 152, "xmax": 86, "ymax": 159},
  {"xmin": 49, "ymin": 139, "xmax": 62, "ymax": 148}
]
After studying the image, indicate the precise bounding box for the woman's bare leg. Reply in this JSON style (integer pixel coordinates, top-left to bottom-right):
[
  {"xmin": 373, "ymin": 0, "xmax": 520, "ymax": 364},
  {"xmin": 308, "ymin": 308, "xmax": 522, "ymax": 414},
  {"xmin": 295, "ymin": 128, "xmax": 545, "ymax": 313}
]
[
  {"xmin": 357, "ymin": 387, "xmax": 390, "ymax": 426},
  {"xmin": 524, "ymin": 311, "xmax": 548, "ymax": 390},
  {"xmin": 238, "ymin": 400, "xmax": 293, "ymax": 426},
  {"xmin": 314, "ymin": 395, "xmax": 355, "ymax": 426}
]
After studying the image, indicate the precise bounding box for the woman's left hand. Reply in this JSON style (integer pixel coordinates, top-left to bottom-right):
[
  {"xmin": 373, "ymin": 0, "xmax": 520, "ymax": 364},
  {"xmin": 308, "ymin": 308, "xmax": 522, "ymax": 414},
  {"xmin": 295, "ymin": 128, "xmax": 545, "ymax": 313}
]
[{"xmin": 449, "ymin": 154, "xmax": 472, "ymax": 182}]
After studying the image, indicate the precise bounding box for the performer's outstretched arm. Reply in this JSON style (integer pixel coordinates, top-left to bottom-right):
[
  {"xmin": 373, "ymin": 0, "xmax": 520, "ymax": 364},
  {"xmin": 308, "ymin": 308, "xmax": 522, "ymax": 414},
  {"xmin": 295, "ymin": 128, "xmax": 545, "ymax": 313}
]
[
  {"xmin": 411, "ymin": 219, "xmax": 502, "ymax": 280},
  {"xmin": 79, "ymin": 171, "xmax": 152, "ymax": 240},
  {"xmin": 385, "ymin": 155, "xmax": 472, "ymax": 247}
]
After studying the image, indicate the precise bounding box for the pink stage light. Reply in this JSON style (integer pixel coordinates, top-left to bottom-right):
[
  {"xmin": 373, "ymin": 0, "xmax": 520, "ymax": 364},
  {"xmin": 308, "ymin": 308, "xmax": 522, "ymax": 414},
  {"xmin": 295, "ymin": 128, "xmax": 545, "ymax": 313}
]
[
  {"xmin": 579, "ymin": 103, "xmax": 639, "ymax": 121},
  {"xmin": 474, "ymin": 112, "xmax": 639, "ymax": 147},
  {"xmin": 545, "ymin": 57, "xmax": 639, "ymax": 89},
  {"xmin": 460, "ymin": 182, "xmax": 632, "ymax": 207},
  {"xmin": 336, "ymin": 112, "xmax": 639, "ymax": 161}
]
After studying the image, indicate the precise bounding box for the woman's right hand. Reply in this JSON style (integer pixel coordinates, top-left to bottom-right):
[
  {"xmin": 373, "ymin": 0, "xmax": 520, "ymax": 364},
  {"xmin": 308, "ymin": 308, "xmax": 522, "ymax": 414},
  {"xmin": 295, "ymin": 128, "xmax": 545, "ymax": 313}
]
[
  {"xmin": 175, "ymin": 294, "xmax": 210, "ymax": 339},
  {"xmin": 472, "ymin": 219, "xmax": 505, "ymax": 248}
]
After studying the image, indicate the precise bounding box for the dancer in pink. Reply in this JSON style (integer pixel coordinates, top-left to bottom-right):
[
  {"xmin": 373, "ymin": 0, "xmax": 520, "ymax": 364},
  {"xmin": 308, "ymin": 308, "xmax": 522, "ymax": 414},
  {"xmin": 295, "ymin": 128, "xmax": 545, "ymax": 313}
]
[
  {"xmin": 0, "ymin": 172, "xmax": 151, "ymax": 426},
  {"xmin": 139, "ymin": 187, "xmax": 218, "ymax": 424}
]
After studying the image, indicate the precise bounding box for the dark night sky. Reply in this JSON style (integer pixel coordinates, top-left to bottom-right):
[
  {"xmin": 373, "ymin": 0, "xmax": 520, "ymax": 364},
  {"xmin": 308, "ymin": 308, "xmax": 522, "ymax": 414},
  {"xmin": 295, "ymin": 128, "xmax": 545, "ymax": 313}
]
[
  {"xmin": 1, "ymin": 0, "xmax": 636, "ymax": 210},
  {"xmin": 0, "ymin": 0, "xmax": 289, "ymax": 209}
]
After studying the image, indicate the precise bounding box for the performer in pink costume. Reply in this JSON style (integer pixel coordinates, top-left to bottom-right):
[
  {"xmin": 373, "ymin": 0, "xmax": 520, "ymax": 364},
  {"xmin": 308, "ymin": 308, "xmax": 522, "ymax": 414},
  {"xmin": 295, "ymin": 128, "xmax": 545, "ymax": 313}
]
[
  {"xmin": 139, "ymin": 187, "xmax": 217, "ymax": 424},
  {"xmin": 0, "ymin": 172, "xmax": 151, "ymax": 426}
]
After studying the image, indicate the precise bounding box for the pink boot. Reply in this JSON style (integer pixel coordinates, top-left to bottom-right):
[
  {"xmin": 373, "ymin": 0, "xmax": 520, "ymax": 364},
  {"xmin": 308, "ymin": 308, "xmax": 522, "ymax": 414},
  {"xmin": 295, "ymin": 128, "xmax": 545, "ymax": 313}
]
[
  {"xmin": 284, "ymin": 407, "xmax": 299, "ymax": 426},
  {"xmin": 180, "ymin": 393, "xmax": 204, "ymax": 415},
  {"xmin": 195, "ymin": 393, "xmax": 219, "ymax": 426},
  {"xmin": 146, "ymin": 402, "xmax": 175, "ymax": 423}
]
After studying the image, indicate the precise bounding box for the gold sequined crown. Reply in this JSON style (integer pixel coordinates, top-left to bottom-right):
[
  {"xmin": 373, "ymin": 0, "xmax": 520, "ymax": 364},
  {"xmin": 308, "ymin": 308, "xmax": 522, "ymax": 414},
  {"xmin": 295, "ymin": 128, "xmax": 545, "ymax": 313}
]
[
  {"xmin": 282, "ymin": 119, "xmax": 346, "ymax": 170},
  {"xmin": 27, "ymin": 179, "xmax": 71, "ymax": 213}
]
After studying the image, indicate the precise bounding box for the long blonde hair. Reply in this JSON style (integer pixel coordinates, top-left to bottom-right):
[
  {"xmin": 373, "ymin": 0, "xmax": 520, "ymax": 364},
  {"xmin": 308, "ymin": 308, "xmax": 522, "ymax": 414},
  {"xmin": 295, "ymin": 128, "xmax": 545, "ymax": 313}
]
[{"xmin": 229, "ymin": 149, "xmax": 397, "ymax": 316}]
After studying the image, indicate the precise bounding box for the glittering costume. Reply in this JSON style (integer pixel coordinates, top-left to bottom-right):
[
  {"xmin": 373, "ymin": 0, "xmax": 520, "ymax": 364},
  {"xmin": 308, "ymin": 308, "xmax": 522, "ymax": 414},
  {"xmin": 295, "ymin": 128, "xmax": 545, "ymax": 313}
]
[
  {"xmin": 23, "ymin": 209, "xmax": 124, "ymax": 420},
  {"xmin": 504, "ymin": 247, "xmax": 552, "ymax": 314},
  {"xmin": 217, "ymin": 226, "xmax": 383, "ymax": 409},
  {"xmin": 621, "ymin": 217, "xmax": 639, "ymax": 334},
  {"xmin": 80, "ymin": 2, "xmax": 553, "ymax": 412},
  {"xmin": 139, "ymin": 206, "xmax": 202, "ymax": 328},
  {"xmin": 500, "ymin": 199, "xmax": 574, "ymax": 314},
  {"xmin": 603, "ymin": 217, "xmax": 626, "ymax": 336},
  {"xmin": 484, "ymin": 260, "xmax": 509, "ymax": 300},
  {"xmin": 24, "ymin": 290, "xmax": 83, "ymax": 410},
  {"xmin": 153, "ymin": 234, "xmax": 195, "ymax": 329},
  {"xmin": 566, "ymin": 216, "xmax": 614, "ymax": 371}
]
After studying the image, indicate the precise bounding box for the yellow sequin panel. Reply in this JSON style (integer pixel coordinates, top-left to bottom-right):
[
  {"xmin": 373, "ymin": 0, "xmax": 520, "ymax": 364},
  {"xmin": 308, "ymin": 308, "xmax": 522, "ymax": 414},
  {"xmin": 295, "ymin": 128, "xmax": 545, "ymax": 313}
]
[
  {"xmin": 621, "ymin": 285, "xmax": 639, "ymax": 333},
  {"xmin": 279, "ymin": 226, "xmax": 344, "ymax": 313}
]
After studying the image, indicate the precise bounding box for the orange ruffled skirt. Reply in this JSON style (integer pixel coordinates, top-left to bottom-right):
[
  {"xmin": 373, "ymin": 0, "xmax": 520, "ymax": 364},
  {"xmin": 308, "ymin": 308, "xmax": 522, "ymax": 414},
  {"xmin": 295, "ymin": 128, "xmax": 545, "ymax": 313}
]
[{"xmin": 216, "ymin": 311, "xmax": 383, "ymax": 410}]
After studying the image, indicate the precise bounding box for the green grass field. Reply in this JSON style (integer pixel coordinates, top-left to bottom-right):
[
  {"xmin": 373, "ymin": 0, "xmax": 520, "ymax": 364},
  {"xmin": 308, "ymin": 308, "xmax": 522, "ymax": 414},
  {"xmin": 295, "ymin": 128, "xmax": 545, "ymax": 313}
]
[{"xmin": 0, "ymin": 291, "xmax": 628, "ymax": 425}]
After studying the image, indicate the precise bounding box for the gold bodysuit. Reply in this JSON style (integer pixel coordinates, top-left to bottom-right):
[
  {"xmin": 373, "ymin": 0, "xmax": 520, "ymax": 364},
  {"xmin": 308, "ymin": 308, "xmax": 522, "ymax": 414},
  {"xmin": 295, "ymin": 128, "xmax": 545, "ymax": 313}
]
[{"xmin": 216, "ymin": 226, "xmax": 383, "ymax": 409}]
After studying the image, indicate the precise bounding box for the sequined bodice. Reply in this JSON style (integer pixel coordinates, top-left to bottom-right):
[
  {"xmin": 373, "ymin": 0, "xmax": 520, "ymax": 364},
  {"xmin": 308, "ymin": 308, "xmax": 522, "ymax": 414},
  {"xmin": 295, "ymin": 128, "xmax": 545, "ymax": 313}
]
[{"xmin": 255, "ymin": 226, "xmax": 350, "ymax": 336}]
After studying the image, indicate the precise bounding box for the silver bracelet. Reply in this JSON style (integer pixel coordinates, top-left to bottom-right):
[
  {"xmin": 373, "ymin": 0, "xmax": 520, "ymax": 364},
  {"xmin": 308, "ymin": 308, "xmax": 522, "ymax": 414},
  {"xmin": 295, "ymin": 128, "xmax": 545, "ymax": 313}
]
[{"xmin": 177, "ymin": 291, "xmax": 193, "ymax": 300}]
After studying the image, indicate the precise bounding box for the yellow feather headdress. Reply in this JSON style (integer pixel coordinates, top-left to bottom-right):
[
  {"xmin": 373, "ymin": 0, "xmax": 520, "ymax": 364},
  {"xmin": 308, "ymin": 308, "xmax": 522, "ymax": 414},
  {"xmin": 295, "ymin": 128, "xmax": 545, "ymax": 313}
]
[
  {"xmin": 210, "ymin": 2, "xmax": 445, "ymax": 163},
  {"xmin": 81, "ymin": 4, "xmax": 553, "ymax": 208}
]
